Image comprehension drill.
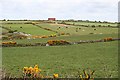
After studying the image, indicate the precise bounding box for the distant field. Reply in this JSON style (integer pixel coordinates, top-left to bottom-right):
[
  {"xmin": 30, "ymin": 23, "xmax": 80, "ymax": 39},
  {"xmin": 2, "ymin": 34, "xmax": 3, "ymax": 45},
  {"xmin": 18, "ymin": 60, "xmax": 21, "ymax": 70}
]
[
  {"xmin": 2, "ymin": 41, "xmax": 118, "ymax": 78},
  {"xmin": 1, "ymin": 21, "xmax": 118, "ymax": 36},
  {"xmin": 2, "ymin": 24, "xmax": 56, "ymax": 35},
  {"xmin": 65, "ymin": 21, "xmax": 117, "ymax": 27},
  {"xmin": 1, "ymin": 21, "xmax": 32, "ymax": 24},
  {"xmin": 37, "ymin": 23, "xmax": 118, "ymax": 35}
]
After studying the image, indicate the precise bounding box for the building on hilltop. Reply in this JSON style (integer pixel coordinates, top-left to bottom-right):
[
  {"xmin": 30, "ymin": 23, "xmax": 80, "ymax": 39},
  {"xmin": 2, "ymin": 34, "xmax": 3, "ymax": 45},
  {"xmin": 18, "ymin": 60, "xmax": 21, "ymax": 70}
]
[{"xmin": 48, "ymin": 18, "xmax": 56, "ymax": 21}]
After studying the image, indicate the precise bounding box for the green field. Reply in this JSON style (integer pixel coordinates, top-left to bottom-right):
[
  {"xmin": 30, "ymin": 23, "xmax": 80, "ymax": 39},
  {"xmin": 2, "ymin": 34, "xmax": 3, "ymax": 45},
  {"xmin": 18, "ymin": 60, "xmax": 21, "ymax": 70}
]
[
  {"xmin": 2, "ymin": 41, "xmax": 118, "ymax": 78},
  {"xmin": 1, "ymin": 21, "xmax": 118, "ymax": 36},
  {"xmin": 37, "ymin": 23, "xmax": 118, "ymax": 35},
  {"xmin": 1, "ymin": 20, "xmax": 119, "ymax": 78},
  {"xmin": 1, "ymin": 20, "xmax": 44, "ymax": 24},
  {"xmin": 64, "ymin": 21, "xmax": 117, "ymax": 27},
  {"xmin": 2, "ymin": 24, "xmax": 55, "ymax": 35}
]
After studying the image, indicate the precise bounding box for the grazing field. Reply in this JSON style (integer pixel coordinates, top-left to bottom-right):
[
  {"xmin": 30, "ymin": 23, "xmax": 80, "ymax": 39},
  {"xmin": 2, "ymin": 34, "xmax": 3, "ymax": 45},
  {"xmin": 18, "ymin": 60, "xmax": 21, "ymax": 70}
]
[
  {"xmin": 37, "ymin": 23, "xmax": 118, "ymax": 35},
  {"xmin": 2, "ymin": 24, "xmax": 55, "ymax": 35},
  {"xmin": 1, "ymin": 20, "xmax": 119, "ymax": 78},
  {"xmin": 2, "ymin": 41, "xmax": 118, "ymax": 78},
  {"xmin": 1, "ymin": 21, "xmax": 32, "ymax": 24},
  {"xmin": 64, "ymin": 21, "xmax": 117, "ymax": 27}
]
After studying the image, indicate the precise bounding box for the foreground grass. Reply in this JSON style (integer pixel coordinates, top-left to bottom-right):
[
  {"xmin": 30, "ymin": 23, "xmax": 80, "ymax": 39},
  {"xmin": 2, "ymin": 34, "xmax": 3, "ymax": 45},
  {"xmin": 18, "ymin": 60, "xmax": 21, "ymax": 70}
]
[{"xmin": 2, "ymin": 41, "xmax": 118, "ymax": 78}]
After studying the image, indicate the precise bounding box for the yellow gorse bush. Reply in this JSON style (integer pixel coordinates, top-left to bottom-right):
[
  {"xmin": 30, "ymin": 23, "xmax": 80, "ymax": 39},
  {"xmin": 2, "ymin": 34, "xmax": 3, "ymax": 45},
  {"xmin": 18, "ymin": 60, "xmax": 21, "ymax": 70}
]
[
  {"xmin": 23, "ymin": 67, "xmax": 29, "ymax": 73},
  {"xmin": 53, "ymin": 74, "xmax": 59, "ymax": 78},
  {"xmin": 103, "ymin": 37, "xmax": 113, "ymax": 42},
  {"xmin": 23, "ymin": 65, "xmax": 58, "ymax": 78},
  {"xmin": 79, "ymin": 70, "xmax": 95, "ymax": 80},
  {"xmin": 47, "ymin": 40, "xmax": 70, "ymax": 46},
  {"xmin": 23, "ymin": 65, "xmax": 41, "ymax": 78},
  {"xmin": 23, "ymin": 65, "xmax": 94, "ymax": 79},
  {"xmin": 2, "ymin": 41, "xmax": 17, "ymax": 45},
  {"xmin": 31, "ymin": 34, "xmax": 57, "ymax": 39}
]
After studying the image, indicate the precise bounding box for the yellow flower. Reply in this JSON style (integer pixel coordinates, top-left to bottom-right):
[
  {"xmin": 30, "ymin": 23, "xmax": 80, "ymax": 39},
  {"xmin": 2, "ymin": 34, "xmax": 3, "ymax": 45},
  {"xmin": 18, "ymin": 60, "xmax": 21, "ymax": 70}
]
[
  {"xmin": 53, "ymin": 74, "xmax": 58, "ymax": 78},
  {"xmin": 23, "ymin": 67, "xmax": 28, "ymax": 73},
  {"xmin": 29, "ymin": 67, "xmax": 33, "ymax": 70},
  {"xmin": 86, "ymin": 74, "xmax": 89, "ymax": 79},
  {"xmin": 90, "ymin": 70, "xmax": 95, "ymax": 75},
  {"xmin": 80, "ymin": 75, "xmax": 83, "ymax": 78},
  {"xmin": 34, "ymin": 65, "xmax": 38, "ymax": 69},
  {"xmin": 29, "ymin": 67, "xmax": 34, "ymax": 74},
  {"xmin": 34, "ymin": 68, "xmax": 39, "ymax": 73}
]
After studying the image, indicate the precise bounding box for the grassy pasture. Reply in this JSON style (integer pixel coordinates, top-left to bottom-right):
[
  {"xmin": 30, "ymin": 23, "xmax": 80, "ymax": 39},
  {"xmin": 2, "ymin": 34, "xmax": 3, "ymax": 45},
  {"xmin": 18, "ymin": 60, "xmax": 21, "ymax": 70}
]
[
  {"xmin": 37, "ymin": 23, "xmax": 118, "ymax": 35},
  {"xmin": 1, "ymin": 22, "xmax": 118, "ymax": 36},
  {"xmin": 2, "ymin": 24, "xmax": 55, "ymax": 35},
  {"xmin": 1, "ymin": 21, "xmax": 32, "ymax": 24},
  {"xmin": 2, "ymin": 41, "xmax": 118, "ymax": 78},
  {"xmin": 65, "ymin": 21, "xmax": 117, "ymax": 27},
  {"xmin": 1, "ymin": 20, "xmax": 119, "ymax": 78}
]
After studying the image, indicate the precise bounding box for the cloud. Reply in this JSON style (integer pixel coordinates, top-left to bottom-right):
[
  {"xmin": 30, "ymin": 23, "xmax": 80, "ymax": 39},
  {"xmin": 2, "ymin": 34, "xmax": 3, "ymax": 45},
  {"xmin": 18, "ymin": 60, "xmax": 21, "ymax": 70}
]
[{"xmin": 0, "ymin": 0, "xmax": 119, "ymax": 22}]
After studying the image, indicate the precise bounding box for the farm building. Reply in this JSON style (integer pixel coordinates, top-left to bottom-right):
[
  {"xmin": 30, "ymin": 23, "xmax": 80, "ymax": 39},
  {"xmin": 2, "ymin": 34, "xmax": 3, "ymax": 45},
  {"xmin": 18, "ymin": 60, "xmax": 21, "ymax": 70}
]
[{"xmin": 48, "ymin": 18, "xmax": 56, "ymax": 21}]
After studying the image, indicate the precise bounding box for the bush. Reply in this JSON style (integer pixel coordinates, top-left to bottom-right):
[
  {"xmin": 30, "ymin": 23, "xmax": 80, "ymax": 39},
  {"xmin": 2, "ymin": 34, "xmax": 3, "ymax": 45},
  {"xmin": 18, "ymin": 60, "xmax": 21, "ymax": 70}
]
[
  {"xmin": 41, "ymin": 36, "xmax": 48, "ymax": 38},
  {"xmin": 8, "ymin": 30, "xmax": 17, "ymax": 33},
  {"xmin": 60, "ymin": 32, "xmax": 65, "ymax": 35},
  {"xmin": 22, "ymin": 65, "xmax": 59, "ymax": 78},
  {"xmin": 89, "ymin": 33, "xmax": 94, "ymax": 34},
  {"xmin": 47, "ymin": 40, "xmax": 70, "ymax": 46},
  {"xmin": 48, "ymin": 34, "xmax": 56, "ymax": 37},
  {"xmin": 8, "ymin": 30, "xmax": 14, "ymax": 33},
  {"xmin": 91, "ymin": 25, "xmax": 95, "ymax": 27},
  {"xmin": 2, "ymin": 41, "xmax": 17, "ymax": 45},
  {"xmin": 14, "ymin": 30, "xmax": 17, "ymax": 32},
  {"xmin": 98, "ymin": 25, "xmax": 101, "ymax": 27},
  {"xmin": 103, "ymin": 37, "xmax": 113, "ymax": 42},
  {"xmin": 23, "ymin": 65, "xmax": 41, "ymax": 78},
  {"xmin": 108, "ymin": 25, "xmax": 111, "ymax": 27}
]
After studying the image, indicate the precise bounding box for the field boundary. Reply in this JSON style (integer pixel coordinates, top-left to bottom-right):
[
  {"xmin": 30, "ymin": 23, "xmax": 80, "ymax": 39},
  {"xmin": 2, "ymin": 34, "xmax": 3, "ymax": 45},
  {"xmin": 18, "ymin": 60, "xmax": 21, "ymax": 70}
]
[{"xmin": 1, "ymin": 38, "xmax": 120, "ymax": 47}]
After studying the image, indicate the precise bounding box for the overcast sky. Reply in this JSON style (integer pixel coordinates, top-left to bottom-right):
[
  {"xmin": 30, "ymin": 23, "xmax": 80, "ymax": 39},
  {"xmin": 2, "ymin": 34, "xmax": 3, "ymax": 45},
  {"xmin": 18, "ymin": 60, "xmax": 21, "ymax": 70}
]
[{"xmin": 0, "ymin": 0, "xmax": 119, "ymax": 22}]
